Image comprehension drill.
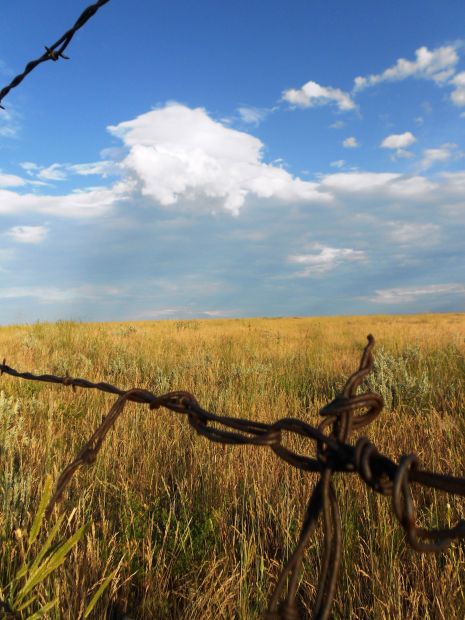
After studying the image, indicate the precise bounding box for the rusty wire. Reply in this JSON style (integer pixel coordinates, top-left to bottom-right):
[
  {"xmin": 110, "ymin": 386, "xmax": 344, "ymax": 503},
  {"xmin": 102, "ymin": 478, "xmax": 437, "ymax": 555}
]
[
  {"xmin": 1, "ymin": 335, "xmax": 465, "ymax": 619},
  {"xmin": 0, "ymin": 0, "xmax": 111, "ymax": 109}
]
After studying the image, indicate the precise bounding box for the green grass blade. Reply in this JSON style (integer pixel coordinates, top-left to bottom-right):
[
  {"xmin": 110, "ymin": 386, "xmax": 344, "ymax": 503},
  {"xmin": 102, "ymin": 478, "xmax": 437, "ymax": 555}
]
[
  {"xmin": 16, "ymin": 595, "xmax": 37, "ymax": 612},
  {"xmin": 28, "ymin": 475, "xmax": 53, "ymax": 547},
  {"xmin": 25, "ymin": 598, "xmax": 58, "ymax": 620},
  {"xmin": 17, "ymin": 525, "xmax": 86, "ymax": 601},
  {"xmin": 28, "ymin": 515, "xmax": 65, "ymax": 575},
  {"xmin": 83, "ymin": 567, "xmax": 118, "ymax": 619}
]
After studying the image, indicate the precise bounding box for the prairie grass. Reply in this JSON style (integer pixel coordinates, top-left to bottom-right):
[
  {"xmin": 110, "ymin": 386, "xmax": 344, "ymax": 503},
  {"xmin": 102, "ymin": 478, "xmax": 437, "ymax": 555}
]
[{"xmin": 0, "ymin": 313, "xmax": 464, "ymax": 618}]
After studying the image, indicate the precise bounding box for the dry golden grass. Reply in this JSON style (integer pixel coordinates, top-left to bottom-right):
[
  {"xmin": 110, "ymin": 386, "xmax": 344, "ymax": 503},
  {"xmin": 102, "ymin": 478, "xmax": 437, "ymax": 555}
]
[{"xmin": 0, "ymin": 313, "xmax": 464, "ymax": 618}]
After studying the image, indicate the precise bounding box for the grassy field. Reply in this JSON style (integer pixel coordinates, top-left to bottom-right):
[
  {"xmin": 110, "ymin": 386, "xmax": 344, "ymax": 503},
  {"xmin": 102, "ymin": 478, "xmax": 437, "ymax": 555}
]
[{"xmin": 0, "ymin": 313, "xmax": 464, "ymax": 619}]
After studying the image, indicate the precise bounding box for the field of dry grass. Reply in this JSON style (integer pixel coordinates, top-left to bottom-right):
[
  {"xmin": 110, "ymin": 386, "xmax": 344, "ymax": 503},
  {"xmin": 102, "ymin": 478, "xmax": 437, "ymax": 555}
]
[{"xmin": 0, "ymin": 313, "xmax": 464, "ymax": 619}]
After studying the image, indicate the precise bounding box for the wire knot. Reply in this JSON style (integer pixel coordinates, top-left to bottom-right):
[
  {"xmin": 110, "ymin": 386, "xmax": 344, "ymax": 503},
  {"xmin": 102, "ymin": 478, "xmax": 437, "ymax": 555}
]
[
  {"xmin": 355, "ymin": 437, "xmax": 393, "ymax": 495},
  {"xmin": 44, "ymin": 46, "xmax": 70, "ymax": 61}
]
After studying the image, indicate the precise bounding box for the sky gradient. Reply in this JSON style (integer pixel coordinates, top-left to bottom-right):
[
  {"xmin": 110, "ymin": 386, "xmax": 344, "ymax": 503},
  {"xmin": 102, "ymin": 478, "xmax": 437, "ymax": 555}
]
[{"xmin": 0, "ymin": 0, "xmax": 464, "ymax": 324}]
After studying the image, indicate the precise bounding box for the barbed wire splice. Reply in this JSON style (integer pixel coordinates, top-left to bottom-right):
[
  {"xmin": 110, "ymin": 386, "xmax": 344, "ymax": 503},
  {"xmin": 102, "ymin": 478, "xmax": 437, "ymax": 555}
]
[
  {"xmin": 0, "ymin": 0, "xmax": 112, "ymax": 109},
  {"xmin": 2, "ymin": 335, "xmax": 465, "ymax": 618}
]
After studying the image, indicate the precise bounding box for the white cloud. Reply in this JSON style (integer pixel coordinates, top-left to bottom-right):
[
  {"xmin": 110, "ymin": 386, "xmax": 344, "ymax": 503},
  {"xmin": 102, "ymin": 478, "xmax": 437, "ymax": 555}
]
[
  {"xmin": 0, "ymin": 173, "xmax": 26, "ymax": 187},
  {"xmin": 330, "ymin": 160, "xmax": 346, "ymax": 168},
  {"xmin": 20, "ymin": 162, "xmax": 39, "ymax": 174},
  {"xmin": 320, "ymin": 172, "xmax": 398, "ymax": 192},
  {"xmin": 37, "ymin": 163, "xmax": 67, "ymax": 181},
  {"xmin": 318, "ymin": 171, "xmax": 439, "ymax": 200},
  {"xmin": 0, "ymin": 106, "xmax": 20, "ymax": 138},
  {"xmin": 354, "ymin": 45, "xmax": 459, "ymax": 91},
  {"xmin": 0, "ymin": 182, "xmax": 129, "ymax": 219},
  {"xmin": 387, "ymin": 222, "xmax": 440, "ymax": 245},
  {"xmin": 343, "ymin": 137, "xmax": 358, "ymax": 148},
  {"xmin": 419, "ymin": 143, "xmax": 462, "ymax": 170},
  {"xmin": 20, "ymin": 160, "xmax": 117, "ymax": 181},
  {"xmin": 329, "ymin": 120, "xmax": 345, "ymax": 129},
  {"xmin": 381, "ymin": 131, "xmax": 416, "ymax": 149},
  {"xmin": 370, "ymin": 283, "xmax": 465, "ymax": 304},
  {"xmin": 7, "ymin": 225, "xmax": 49, "ymax": 244},
  {"xmin": 0, "ymin": 285, "xmax": 124, "ymax": 303},
  {"xmin": 288, "ymin": 244, "xmax": 366, "ymax": 276},
  {"xmin": 237, "ymin": 105, "xmax": 269, "ymax": 125},
  {"xmin": 395, "ymin": 149, "xmax": 415, "ymax": 159},
  {"xmin": 108, "ymin": 103, "xmax": 331, "ymax": 215},
  {"xmin": 282, "ymin": 80, "xmax": 356, "ymax": 111},
  {"xmin": 450, "ymin": 71, "xmax": 465, "ymax": 106}
]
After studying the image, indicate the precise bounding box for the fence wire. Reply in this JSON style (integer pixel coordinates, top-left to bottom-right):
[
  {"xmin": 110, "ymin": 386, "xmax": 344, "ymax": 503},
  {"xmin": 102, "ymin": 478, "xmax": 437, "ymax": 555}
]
[
  {"xmin": 1, "ymin": 335, "xmax": 465, "ymax": 619},
  {"xmin": 0, "ymin": 0, "xmax": 112, "ymax": 109}
]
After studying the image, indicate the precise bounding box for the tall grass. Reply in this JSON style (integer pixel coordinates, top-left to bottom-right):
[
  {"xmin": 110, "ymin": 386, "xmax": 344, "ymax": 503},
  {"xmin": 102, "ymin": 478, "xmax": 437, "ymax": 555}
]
[{"xmin": 0, "ymin": 313, "xmax": 464, "ymax": 618}]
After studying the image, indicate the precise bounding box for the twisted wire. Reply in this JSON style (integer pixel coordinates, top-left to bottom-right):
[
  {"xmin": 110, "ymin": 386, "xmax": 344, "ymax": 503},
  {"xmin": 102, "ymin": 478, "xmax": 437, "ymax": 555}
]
[
  {"xmin": 1, "ymin": 335, "xmax": 465, "ymax": 618},
  {"xmin": 0, "ymin": 0, "xmax": 112, "ymax": 109}
]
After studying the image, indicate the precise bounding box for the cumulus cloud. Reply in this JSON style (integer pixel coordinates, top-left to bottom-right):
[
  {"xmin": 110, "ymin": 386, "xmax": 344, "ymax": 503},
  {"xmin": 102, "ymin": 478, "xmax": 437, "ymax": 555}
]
[
  {"xmin": 7, "ymin": 225, "xmax": 48, "ymax": 244},
  {"xmin": 381, "ymin": 132, "xmax": 416, "ymax": 149},
  {"xmin": 288, "ymin": 244, "xmax": 366, "ymax": 276},
  {"xmin": 381, "ymin": 131, "xmax": 417, "ymax": 159},
  {"xmin": 450, "ymin": 71, "xmax": 465, "ymax": 106},
  {"xmin": 282, "ymin": 80, "xmax": 356, "ymax": 111},
  {"xmin": 354, "ymin": 45, "xmax": 459, "ymax": 91},
  {"xmin": 108, "ymin": 103, "xmax": 331, "ymax": 215},
  {"xmin": 343, "ymin": 137, "xmax": 358, "ymax": 148},
  {"xmin": 369, "ymin": 283, "xmax": 465, "ymax": 304}
]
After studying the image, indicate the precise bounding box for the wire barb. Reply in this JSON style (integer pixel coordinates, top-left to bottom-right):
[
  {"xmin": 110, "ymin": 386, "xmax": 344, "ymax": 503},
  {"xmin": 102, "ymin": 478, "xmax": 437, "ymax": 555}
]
[
  {"xmin": 1, "ymin": 335, "xmax": 465, "ymax": 618},
  {"xmin": 0, "ymin": 0, "xmax": 112, "ymax": 109}
]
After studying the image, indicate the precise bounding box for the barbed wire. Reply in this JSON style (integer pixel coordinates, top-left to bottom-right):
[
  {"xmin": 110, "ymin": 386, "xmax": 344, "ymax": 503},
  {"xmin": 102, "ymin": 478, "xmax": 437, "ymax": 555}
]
[
  {"xmin": 1, "ymin": 335, "xmax": 465, "ymax": 619},
  {"xmin": 0, "ymin": 0, "xmax": 112, "ymax": 109}
]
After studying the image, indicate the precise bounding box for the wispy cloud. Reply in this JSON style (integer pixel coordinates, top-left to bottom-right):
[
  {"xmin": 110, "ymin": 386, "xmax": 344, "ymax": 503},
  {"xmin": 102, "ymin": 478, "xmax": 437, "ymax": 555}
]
[
  {"xmin": 353, "ymin": 44, "xmax": 459, "ymax": 91},
  {"xmin": 288, "ymin": 244, "xmax": 366, "ymax": 276},
  {"xmin": 132, "ymin": 307, "xmax": 238, "ymax": 319},
  {"xmin": 369, "ymin": 283, "xmax": 465, "ymax": 304},
  {"xmin": 386, "ymin": 222, "xmax": 440, "ymax": 245},
  {"xmin": 0, "ymin": 173, "xmax": 27, "ymax": 188},
  {"xmin": 7, "ymin": 225, "xmax": 49, "ymax": 244},
  {"xmin": 0, "ymin": 285, "xmax": 125, "ymax": 303},
  {"xmin": 0, "ymin": 182, "xmax": 130, "ymax": 219},
  {"xmin": 419, "ymin": 143, "xmax": 463, "ymax": 170},
  {"xmin": 237, "ymin": 105, "xmax": 270, "ymax": 125},
  {"xmin": 20, "ymin": 160, "xmax": 118, "ymax": 181}
]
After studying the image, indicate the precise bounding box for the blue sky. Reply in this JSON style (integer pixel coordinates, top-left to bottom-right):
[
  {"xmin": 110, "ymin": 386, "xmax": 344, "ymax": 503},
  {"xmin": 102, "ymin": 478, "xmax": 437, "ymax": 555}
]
[{"xmin": 0, "ymin": 0, "xmax": 464, "ymax": 324}]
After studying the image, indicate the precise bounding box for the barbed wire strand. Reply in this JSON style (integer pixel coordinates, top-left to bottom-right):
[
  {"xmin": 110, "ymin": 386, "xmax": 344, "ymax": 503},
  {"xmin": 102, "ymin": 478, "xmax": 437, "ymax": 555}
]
[
  {"xmin": 0, "ymin": 0, "xmax": 112, "ymax": 109},
  {"xmin": 1, "ymin": 335, "xmax": 465, "ymax": 619}
]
